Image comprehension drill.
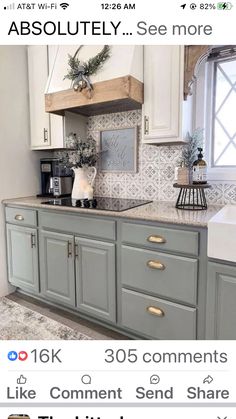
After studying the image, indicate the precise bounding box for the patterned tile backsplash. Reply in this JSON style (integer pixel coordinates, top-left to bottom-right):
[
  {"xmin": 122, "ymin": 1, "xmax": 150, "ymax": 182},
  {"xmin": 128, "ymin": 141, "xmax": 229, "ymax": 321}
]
[{"xmin": 70, "ymin": 110, "xmax": 236, "ymax": 205}]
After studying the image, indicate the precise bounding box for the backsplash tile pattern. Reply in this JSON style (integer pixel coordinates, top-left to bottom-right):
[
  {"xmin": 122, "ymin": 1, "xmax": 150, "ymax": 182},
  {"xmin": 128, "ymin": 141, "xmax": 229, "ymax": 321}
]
[{"xmin": 86, "ymin": 110, "xmax": 236, "ymax": 205}]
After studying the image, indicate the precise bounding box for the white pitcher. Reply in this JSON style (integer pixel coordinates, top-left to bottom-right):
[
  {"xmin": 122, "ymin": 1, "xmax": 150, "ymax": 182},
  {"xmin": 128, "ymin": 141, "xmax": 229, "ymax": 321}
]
[{"xmin": 71, "ymin": 167, "xmax": 97, "ymax": 200}]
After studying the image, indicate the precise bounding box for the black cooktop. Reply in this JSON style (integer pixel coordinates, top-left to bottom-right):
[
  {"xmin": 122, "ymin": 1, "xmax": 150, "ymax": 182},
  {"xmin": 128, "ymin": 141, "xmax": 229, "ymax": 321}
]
[{"xmin": 42, "ymin": 197, "xmax": 152, "ymax": 212}]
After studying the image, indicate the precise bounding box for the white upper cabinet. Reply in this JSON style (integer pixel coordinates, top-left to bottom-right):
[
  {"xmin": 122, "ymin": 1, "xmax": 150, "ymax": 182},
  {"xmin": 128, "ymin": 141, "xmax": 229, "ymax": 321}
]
[
  {"xmin": 28, "ymin": 46, "xmax": 51, "ymax": 149},
  {"xmin": 142, "ymin": 46, "xmax": 185, "ymax": 144},
  {"xmin": 28, "ymin": 46, "xmax": 87, "ymax": 150}
]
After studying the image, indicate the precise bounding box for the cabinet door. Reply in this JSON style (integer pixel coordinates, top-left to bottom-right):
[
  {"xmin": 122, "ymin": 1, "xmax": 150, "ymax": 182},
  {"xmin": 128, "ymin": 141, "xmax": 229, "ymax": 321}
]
[
  {"xmin": 28, "ymin": 45, "xmax": 51, "ymax": 149},
  {"xmin": 6, "ymin": 224, "xmax": 39, "ymax": 292},
  {"xmin": 206, "ymin": 262, "xmax": 236, "ymax": 339},
  {"xmin": 39, "ymin": 230, "xmax": 75, "ymax": 307},
  {"xmin": 75, "ymin": 237, "xmax": 116, "ymax": 322},
  {"xmin": 143, "ymin": 46, "xmax": 184, "ymax": 144}
]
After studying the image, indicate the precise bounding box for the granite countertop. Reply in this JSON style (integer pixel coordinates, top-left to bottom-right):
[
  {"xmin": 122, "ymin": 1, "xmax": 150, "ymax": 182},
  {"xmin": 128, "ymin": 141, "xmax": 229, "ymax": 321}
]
[{"xmin": 2, "ymin": 196, "xmax": 223, "ymax": 227}]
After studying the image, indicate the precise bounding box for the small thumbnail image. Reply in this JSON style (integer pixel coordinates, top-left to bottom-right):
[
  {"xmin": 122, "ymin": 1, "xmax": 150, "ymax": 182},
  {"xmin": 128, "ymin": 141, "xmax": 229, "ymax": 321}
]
[{"xmin": 8, "ymin": 415, "xmax": 30, "ymax": 419}]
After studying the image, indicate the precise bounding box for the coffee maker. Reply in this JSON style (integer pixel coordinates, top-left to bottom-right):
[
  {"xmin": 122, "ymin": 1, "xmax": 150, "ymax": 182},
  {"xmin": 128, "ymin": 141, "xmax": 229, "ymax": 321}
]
[
  {"xmin": 38, "ymin": 158, "xmax": 73, "ymax": 197},
  {"xmin": 38, "ymin": 158, "xmax": 55, "ymax": 197}
]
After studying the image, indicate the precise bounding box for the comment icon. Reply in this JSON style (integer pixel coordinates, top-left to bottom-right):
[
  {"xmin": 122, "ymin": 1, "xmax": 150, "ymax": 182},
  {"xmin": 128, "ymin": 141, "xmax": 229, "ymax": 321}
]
[{"xmin": 81, "ymin": 374, "xmax": 92, "ymax": 385}]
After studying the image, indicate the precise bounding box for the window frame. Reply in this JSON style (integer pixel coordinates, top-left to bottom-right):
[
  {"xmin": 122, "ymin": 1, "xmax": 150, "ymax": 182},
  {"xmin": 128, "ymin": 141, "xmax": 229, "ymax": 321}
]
[{"xmin": 204, "ymin": 55, "xmax": 236, "ymax": 181}]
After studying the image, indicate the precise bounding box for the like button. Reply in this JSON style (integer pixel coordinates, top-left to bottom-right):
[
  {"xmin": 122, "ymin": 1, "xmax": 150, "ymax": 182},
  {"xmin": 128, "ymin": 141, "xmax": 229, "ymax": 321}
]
[{"xmin": 17, "ymin": 375, "xmax": 27, "ymax": 385}]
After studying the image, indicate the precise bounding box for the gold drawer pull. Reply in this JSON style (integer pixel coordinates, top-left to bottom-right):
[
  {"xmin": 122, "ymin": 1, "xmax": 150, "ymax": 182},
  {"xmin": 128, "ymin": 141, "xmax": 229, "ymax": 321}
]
[
  {"xmin": 147, "ymin": 260, "xmax": 165, "ymax": 270},
  {"xmin": 15, "ymin": 214, "xmax": 24, "ymax": 221},
  {"xmin": 147, "ymin": 306, "xmax": 165, "ymax": 317},
  {"xmin": 147, "ymin": 235, "xmax": 166, "ymax": 244}
]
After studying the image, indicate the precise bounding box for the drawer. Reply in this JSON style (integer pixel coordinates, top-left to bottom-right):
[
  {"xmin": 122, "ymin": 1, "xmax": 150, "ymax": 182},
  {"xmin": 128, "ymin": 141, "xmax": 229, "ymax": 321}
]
[
  {"xmin": 121, "ymin": 289, "xmax": 196, "ymax": 340},
  {"xmin": 5, "ymin": 207, "xmax": 37, "ymax": 227},
  {"xmin": 121, "ymin": 246, "xmax": 198, "ymax": 305},
  {"xmin": 121, "ymin": 222, "xmax": 199, "ymax": 256},
  {"xmin": 39, "ymin": 211, "xmax": 116, "ymax": 241}
]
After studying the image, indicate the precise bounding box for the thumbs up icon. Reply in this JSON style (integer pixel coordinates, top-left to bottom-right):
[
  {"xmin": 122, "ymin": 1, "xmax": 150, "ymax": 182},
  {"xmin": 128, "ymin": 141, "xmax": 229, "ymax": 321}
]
[{"xmin": 16, "ymin": 375, "xmax": 27, "ymax": 384}]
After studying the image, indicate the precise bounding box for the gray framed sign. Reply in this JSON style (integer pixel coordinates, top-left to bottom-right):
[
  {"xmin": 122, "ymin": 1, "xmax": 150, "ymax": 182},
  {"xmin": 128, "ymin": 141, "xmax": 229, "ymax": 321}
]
[{"xmin": 100, "ymin": 127, "xmax": 137, "ymax": 172}]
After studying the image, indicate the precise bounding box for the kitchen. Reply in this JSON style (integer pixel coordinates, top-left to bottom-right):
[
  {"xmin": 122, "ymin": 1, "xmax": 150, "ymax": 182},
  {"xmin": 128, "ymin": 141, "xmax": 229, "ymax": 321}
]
[{"xmin": 1, "ymin": 45, "xmax": 236, "ymax": 340}]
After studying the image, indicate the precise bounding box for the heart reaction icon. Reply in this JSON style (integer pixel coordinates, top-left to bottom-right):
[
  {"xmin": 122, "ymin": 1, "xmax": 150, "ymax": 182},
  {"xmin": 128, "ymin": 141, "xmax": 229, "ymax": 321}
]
[{"xmin": 18, "ymin": 351, "xmax": 28, "ymax": 361}]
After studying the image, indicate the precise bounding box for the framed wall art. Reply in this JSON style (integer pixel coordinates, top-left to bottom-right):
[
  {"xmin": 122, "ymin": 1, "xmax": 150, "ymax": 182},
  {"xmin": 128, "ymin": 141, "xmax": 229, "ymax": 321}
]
[{"xmin": 99, "ymin": 126, "xmax": 138, "ymax": 172}]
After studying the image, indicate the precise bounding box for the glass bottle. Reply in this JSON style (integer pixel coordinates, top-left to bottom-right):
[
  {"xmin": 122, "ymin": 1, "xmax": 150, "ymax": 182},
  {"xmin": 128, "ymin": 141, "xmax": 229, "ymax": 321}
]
[{"xmin": 192, "ymin": 148, "xmax": 207, "ymax": 184}]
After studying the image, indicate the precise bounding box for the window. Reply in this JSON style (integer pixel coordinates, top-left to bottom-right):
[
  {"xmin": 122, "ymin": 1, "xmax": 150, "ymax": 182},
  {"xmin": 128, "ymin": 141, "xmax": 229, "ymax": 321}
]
[
  {"xmin": 196, "ymin": 46, "xmax": 236, "ymax": 181},
  {"xmin": 212, "ymin": 57, "xmax": 236, "ymax": 167}
]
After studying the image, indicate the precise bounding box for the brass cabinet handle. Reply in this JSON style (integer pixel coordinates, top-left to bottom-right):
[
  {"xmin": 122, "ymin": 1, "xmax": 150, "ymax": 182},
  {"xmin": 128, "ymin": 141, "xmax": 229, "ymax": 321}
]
[
  {"xmin": 44, "ymin": 128, "xmax": 48, "ymax": 142},
  {"xmin": 147, "ymin": 235, "xmax": 166, "ymax": 244},
  {"xmin": 31, "ymin": 233, "xmax": 36, "ymax": 248},
  {"xmin": 67, "ymin": 241, "xmax": 73, "ymax": 258},
  {"xmin": 147, "ymin": 260, "xmax": 165, "ymax": 270},
  {"xmin": 75, "ymin": 243, "xmax": 79, "ymax": 258},
  {"xmin": 147, "ymin": 306, "xmax": 165, "ymax": 317},
  {"xmin": 15, "ymin": 214, "xmax": 24, "ymax": 221},
  {"xmin": 144, "ymin": 115, "xmax": 149, "ymax": 135}
]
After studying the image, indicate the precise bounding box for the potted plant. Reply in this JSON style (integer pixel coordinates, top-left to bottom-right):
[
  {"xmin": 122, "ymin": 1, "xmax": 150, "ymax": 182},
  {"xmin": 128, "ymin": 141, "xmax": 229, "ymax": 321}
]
[
  {"xmin": 60, "ymin": 134, "xmax": 99, "ymax": 200},
  {"xmin": 178, "ymin": 128, "xmax": 204, "ymax": 184}
]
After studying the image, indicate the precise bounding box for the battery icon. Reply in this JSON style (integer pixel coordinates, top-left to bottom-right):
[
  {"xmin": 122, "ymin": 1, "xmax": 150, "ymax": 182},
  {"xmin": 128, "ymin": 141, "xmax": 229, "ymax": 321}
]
[{"xmin": 217, "ymin": 2, "xmax": 233, "ymax": 9}]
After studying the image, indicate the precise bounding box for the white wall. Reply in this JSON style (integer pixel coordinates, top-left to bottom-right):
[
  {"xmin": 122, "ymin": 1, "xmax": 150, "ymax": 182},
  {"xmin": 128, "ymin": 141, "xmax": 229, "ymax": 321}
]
[{"xmin": 0, "ymin": 46, "xmax": 41, "ymax": 297}]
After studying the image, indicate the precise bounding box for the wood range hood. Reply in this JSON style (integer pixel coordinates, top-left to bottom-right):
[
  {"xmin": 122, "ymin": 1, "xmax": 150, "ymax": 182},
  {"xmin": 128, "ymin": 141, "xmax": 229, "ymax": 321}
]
[
  {"xmin": 45, "ymin": 75, "xmax": 144, "ymax": 117},
  {"xmin": 45, "ymin": 46, "xmax": 144, "ymax": 117}
]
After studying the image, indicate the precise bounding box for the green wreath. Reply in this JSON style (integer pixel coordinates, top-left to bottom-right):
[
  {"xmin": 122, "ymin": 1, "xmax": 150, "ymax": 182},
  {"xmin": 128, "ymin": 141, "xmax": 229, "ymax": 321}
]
[{"xmin": 64, "ymin": 45, "xmax": 111, "ymax": 92}]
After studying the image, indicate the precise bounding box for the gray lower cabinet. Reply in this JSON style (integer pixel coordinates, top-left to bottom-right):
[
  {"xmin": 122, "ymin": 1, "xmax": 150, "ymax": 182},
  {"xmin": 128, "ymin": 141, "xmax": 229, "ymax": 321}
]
[
  {"xmin": 6, "ymin": 224, "xmax": 39, "ymax": 293},
  {"xmin": 5, "ymin": 205, "xmax": 210, "ymax": 339},
  {"xmin": 120, "ymin": 221, "xmax": 199, "ymax": 339},
  {"xmin": 39, "ymin": 230, "xmax": 75, "ymax": 307},
  {"xmin": 206, "ymin": 261, "xmax": 236, "ymax": 339},
  {"xmin": 121, "ymin": 222, "xmax": 199, "ymax": 256},
  {"xmin": 39, "ymin": 229, "xmax": 116, "ymax": 322},
  {"xmin": 122, "ymin": 289, "xmax": 196, "ymax": 340},
  {"xmin": 75, "ymin": 237, "xmax": 116, "ymax": 322},
  {"xmin": 121, "ymin": 245, "xmax": 198, "ymax": 305}
]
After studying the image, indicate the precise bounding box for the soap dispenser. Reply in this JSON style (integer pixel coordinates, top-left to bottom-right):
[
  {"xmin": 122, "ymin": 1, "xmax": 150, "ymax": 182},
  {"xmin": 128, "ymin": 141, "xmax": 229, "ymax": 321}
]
[{"xmin": 192, "ymin": 148, "xmax": 207, "ymax": 184}]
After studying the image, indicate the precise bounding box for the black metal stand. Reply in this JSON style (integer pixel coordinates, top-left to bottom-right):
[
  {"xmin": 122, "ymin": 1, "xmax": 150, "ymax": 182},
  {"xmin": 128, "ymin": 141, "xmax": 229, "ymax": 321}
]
[{"xmin": 173, "ymin": 183, "xmax": 211, "ymax": 211}]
